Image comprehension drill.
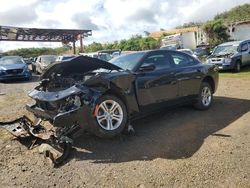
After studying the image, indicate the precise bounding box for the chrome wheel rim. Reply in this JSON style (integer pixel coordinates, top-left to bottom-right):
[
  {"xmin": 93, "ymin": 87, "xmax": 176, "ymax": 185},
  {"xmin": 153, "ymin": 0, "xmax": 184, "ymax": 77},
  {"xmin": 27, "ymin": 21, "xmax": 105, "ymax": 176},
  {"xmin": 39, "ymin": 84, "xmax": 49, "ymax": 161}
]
[
  {"xmin": 201, "ymin": 86, "xmax": 212, "ymax": 106},
  {"xmin": 96, "ymin": 100, "xmax": 123, "ymax": 131}
]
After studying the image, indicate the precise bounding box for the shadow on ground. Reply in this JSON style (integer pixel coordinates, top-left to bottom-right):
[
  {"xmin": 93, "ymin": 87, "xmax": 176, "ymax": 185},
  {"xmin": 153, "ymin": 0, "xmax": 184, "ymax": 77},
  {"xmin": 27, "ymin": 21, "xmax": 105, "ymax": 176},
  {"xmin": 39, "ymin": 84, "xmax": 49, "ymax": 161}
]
[{"xmin": 72, "ymin": 96, "xmax": 250, "ymax": 163}]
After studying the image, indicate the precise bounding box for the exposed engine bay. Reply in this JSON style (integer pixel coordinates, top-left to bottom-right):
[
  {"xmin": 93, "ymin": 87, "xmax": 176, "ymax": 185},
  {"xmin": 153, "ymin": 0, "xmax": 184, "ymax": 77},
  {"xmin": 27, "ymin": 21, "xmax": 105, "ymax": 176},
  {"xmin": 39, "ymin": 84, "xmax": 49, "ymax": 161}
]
[{"xmin": 0, "ymin": 56, "xmax": 135, "ymax": 166}]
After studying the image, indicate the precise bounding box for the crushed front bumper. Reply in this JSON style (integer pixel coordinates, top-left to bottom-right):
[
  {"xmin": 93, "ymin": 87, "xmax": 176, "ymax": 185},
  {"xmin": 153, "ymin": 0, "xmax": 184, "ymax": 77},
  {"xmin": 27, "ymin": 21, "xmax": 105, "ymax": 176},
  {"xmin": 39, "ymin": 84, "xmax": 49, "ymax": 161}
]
[{"xmin": 0, "ymin": 116, "xmax": 73, "ymax": 166}]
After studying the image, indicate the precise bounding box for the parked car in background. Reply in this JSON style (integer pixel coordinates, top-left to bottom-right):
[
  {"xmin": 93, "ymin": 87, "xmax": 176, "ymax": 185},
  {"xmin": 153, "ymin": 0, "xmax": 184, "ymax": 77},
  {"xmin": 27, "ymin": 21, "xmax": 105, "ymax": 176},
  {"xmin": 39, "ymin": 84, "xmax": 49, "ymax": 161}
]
[
  {"xmin": 31, "ymin": 57, "xmax": 37, "ymax": 72},
  {"xmin": 81, "ymin": 52, "xmax": 112, "ymax": 61},
  {"xmin": 112, "ymin": 51, "xmax": 122, "ymax": 58},
  {"xmin": 55, "ymin": 55, "xmax": 76, "ymax": 62},
  {"xmin": 36, "ymin": 55, "xmax": 57, "ymax": 74},
  {"xmin": 0, "ymin": 56, "xmax": 31, "ymax": 81},
  {"xmin": 207, "ymin": 40, "xmax": 250, "ymax": 72},
  {"xmin": 160, "ymin": 45, "xmax": 178, "ymax": 50},
  {"xmin": 23, "ymin": 58, "xmax": 32, "ymax": 65},
  {"xmin": 178, "ymin": 49, "xmax": 198, "ymax": 58},
  {"xmin": 194, "ymin": 47, "xmax": 210, "ymax": 57}
]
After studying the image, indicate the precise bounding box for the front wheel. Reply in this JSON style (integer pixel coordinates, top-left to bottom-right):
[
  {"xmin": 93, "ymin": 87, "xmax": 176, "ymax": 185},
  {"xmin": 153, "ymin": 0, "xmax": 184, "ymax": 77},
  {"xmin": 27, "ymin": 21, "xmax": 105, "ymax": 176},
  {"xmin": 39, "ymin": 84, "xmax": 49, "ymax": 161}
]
[
  {"xmin": 234, "ymin": 61, "xmax": 241, "ymax": 73},
  {"xmin": 92, "ymin": 95, "xmax": 127, "ymax": 138},
  {"xmin": 194, "ymin": 82, "xmax": 213, "ymax": 110}
]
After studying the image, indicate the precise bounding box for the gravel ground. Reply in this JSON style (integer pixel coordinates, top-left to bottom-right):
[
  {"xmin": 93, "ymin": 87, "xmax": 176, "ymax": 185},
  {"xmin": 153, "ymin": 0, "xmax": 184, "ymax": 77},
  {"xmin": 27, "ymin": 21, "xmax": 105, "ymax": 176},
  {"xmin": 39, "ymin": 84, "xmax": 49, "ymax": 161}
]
[{"xmin": 0, "ymin": 76, "xmax": 250, "ymax": 188}]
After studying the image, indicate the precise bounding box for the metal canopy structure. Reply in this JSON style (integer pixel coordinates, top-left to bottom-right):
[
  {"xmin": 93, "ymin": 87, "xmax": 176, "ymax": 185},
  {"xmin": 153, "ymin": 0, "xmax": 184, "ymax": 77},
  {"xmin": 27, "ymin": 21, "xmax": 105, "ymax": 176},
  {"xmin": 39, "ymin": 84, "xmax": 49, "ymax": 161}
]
[{"xmin": 0, "ymin": 25, "xmax": 92, "ymax": 53}]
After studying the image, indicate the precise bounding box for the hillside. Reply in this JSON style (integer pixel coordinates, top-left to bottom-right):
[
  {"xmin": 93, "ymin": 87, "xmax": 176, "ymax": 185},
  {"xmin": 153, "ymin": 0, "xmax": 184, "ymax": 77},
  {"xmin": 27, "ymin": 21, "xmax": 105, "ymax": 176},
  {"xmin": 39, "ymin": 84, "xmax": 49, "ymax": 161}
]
[{"xmin": 214, "ymin": 3, "xmax": 250, "ymax": 22}]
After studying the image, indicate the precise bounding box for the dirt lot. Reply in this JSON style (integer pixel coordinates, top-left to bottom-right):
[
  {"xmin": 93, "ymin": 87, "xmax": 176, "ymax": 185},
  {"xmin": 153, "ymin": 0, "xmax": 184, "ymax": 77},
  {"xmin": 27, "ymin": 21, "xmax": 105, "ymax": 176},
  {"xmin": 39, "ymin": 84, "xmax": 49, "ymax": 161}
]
[{"xmin": 0, "ymin": 76, "xmax": 250, "ymax": 188}]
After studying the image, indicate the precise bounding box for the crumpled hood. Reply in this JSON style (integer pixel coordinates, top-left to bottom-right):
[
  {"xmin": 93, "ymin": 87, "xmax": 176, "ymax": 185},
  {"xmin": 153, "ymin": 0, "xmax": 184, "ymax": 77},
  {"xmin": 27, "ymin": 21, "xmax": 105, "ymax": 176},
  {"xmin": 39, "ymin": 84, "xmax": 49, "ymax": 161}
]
[
  {"xmin": 208, "ymin": 52, "xmax": 236, "ymax": 59},
  {"xmin": 41, "ymin": 55, "xmax": 122, "ymax": 79},
  {"xmin": 0, "ymin": 63, "xmax": 26, "ymax": 70}
]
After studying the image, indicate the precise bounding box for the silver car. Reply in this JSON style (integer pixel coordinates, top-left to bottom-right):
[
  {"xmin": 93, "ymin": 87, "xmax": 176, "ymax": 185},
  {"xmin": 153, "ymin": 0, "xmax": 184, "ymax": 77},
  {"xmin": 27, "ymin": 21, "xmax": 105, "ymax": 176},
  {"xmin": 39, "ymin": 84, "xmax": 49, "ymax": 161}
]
[{"xmin": 36, "ymin": 55, "xmax": 57, "ymax": 74}]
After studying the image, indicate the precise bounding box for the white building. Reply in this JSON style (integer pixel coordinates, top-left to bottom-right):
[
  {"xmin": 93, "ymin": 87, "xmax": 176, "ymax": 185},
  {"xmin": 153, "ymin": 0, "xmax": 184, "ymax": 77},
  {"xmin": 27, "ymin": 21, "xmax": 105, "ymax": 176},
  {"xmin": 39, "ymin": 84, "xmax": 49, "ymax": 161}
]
[
  {"xmin": 149, "ymin": 27, "xmax": 207, "ymax": 50},
  {"xmin": 228, "ymin": 20, "xmax": 250, "ymax": 41}
]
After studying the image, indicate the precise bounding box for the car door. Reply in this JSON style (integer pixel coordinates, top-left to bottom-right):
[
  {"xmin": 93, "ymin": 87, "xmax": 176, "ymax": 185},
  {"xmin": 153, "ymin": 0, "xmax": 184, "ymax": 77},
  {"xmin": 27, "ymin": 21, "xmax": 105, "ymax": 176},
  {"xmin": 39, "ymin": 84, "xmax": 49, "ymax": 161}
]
[
  {"xmin": 135, "ymin": 51, "xmax": 178, "ymax": 110},
  {"xmin": 168, "ymin": 51, "xmax": 203, "ymax": 97},
  {"xmin": 240, "ymin": 42, "xmax": 250, "ymax": 65}
]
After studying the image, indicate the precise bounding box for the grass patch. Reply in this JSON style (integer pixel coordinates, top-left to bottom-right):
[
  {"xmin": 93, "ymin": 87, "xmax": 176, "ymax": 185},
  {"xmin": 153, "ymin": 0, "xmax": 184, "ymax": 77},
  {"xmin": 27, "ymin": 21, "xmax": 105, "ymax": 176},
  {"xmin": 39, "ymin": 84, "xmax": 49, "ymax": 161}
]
[{"xmin": 220, "ymin": 66, "xmax": 250, "ymax": 77}]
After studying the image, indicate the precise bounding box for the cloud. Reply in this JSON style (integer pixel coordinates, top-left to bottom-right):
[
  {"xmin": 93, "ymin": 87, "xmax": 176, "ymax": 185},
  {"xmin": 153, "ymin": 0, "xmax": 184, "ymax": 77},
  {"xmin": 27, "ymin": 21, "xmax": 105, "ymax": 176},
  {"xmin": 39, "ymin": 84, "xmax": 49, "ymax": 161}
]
[
  {"xmin": 72, "ymin": 13, "xmax": 100, "ymax": 30},
  {"xmin": 0, "ymin": 0, "xmax": 249, "ymax": 51},
  {"xmin": 127, "ymin": 8, "xmax": 156, "ymax": 24},
  {"xmin": 0, "ymin": 5, "xmax": 38, "ymax": 26},
  {"xmin": 38, "ymin": 19, "xmax": 62, "ymax": 28}
]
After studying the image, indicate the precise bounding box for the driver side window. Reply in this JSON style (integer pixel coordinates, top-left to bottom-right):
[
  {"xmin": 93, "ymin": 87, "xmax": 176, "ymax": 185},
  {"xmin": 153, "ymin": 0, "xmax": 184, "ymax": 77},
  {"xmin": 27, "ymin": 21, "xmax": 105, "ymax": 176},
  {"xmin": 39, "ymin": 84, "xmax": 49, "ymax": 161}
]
[{"xmin": 141, "ymin": 53, "xmax": 171, "ymax": 70}]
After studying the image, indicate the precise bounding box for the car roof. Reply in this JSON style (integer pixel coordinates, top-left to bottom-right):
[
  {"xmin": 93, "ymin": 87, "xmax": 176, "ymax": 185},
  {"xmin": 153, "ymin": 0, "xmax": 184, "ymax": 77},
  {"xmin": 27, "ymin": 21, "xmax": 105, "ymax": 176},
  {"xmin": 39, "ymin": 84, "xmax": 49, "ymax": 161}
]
[
  {"xmin": 178, "ymin": 49, "xmax": 192, "ymax": 51},
  {"xmin": 219, "ymin": 41, "xmax": 242, "ymax": 46},
  {"xmin": 117, "ymin": 49, "xmax": 185, "ymax": 57},
  {"xmin": 2, "ymin": 55, "xmax": 22, "ymax": 58},
  {"xmin": 38, "ymin": 55, "xmax": 56, "ymax": 57}
]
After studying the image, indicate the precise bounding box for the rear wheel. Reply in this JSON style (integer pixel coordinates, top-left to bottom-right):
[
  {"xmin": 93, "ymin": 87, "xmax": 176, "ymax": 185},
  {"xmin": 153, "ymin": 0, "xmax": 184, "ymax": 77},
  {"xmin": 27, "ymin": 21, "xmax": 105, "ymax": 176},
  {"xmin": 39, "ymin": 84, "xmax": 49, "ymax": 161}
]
[
  {"xmin": 92, "ymin": 95, "xmax": 127, "ymax": 138},
  {"xmin": 194, "ymin": 82, "xmax": 213, "ymax": 110}
]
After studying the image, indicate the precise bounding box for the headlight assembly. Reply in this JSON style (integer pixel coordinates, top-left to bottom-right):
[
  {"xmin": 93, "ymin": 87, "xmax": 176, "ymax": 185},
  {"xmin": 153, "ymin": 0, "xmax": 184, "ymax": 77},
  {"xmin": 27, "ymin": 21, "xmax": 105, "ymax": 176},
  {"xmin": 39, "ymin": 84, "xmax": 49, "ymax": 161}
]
[{"xmin": 224, "ymin": 58, "xmax": 232, "ymax": 64}]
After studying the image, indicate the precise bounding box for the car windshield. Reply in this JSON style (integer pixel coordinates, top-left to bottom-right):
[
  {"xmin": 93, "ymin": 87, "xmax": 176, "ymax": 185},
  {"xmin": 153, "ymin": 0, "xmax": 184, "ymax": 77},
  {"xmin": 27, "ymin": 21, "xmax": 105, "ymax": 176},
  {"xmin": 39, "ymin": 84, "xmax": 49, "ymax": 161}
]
[
  {"xmin": 0, "ymin": 56, "xmax": 24, "ymax": 65},
  {"xmin": 109, "ymin": 52, "xmax": 145, "ymax": 71},
  {"xmin": 213, "ymin": 45, "xmax": 238, "ymax": 55},
  {"xmin": 41, "ymin": 56, "xmax": 56, "ymax": 64}
]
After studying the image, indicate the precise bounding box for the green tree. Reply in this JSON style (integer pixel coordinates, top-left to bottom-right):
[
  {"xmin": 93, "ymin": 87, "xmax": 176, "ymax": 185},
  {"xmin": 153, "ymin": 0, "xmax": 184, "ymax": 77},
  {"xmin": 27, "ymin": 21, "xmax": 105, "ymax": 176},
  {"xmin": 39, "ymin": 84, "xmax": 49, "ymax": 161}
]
[
  {"xmin": 84, "ymin": 42, "xmax": 103, "ymax": 52},
  {"xmin": 203, "ymin": 19, "xmax": 230, "ymax": 46},
  {"xmin": 2, "ymin": 47, "xmax": 70, "ymax": 57}
]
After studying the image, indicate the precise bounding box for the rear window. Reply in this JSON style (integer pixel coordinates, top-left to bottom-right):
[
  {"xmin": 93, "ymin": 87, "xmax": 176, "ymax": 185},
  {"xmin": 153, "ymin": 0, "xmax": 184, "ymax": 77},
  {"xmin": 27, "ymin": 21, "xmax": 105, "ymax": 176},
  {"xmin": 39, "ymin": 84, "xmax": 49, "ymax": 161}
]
[{"xmin": 169, "ymin": 52, "xmax": 198, "ymax": 67}]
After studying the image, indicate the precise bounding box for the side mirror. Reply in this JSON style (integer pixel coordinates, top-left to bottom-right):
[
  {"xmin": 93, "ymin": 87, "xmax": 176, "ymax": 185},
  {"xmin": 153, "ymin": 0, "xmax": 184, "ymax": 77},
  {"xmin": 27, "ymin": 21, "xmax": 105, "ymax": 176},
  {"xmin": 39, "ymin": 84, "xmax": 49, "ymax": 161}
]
[
  {"xmin": 241, "ymin": 44, "xmax": 248, "ymax": 52},
  {"xmin": 241, "ymin": 48, "xmax": 248, "ymax": 52},
  {"xmin": 139, "ymin": 63, "xmax": 156, "ymax": 72}
]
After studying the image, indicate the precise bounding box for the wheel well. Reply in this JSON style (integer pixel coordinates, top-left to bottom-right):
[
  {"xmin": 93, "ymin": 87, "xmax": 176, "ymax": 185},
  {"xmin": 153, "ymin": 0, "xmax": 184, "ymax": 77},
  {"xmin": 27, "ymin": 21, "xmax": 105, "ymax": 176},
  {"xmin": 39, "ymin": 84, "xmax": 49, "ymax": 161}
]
[
  {"xmin": 236, "ymin": 59, "xmax": 242, "ymax": 65},
  {"xmin": 202, "ymin": 76, "xmax": 215, "ymax": 93},
  {"xmin": 103, "ymin": 84, "xmax": 128, "ymax": 111}
]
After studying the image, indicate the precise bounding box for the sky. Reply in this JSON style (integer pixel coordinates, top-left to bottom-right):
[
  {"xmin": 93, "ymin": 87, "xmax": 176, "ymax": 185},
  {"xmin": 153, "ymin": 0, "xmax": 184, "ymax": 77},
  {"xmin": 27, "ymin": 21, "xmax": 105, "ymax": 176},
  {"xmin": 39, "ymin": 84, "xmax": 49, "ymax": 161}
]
[{"xmin": 0, "ymin": 0, "xmax": 249, "ymax": 52}]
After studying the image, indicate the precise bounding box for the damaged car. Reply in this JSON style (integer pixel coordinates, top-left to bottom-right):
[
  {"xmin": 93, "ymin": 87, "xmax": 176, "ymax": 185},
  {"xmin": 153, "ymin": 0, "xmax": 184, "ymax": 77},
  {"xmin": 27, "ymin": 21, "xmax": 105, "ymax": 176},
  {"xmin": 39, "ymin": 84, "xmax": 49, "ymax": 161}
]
[
  {"xmin": 206, "ymin": 40, "xmax": 250, "ymax": 72},
  {"xmin": 1, "ymin": 50, "xmax": 218, "ymax": 165}
]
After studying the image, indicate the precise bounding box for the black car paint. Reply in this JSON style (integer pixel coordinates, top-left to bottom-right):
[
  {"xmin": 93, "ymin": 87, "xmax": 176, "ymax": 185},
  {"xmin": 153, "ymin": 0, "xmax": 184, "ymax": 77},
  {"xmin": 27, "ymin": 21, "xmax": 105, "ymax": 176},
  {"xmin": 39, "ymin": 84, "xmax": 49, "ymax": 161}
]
[
  {"xmin": 133, "ymin": 51, "xmax": 217, "ymax": 112},
  {"xmin": 27, "ymin": 52, "xmax": 218, "ymax": 135}
]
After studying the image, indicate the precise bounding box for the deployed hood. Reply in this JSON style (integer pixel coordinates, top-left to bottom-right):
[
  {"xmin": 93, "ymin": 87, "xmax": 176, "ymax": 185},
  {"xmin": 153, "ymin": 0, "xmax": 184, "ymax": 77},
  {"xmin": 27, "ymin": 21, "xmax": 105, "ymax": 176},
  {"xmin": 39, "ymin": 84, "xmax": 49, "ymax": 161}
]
[
  {"xmin": 209, "ymin": 53, "xmax": 234, "ymax": 58},
  {"xmin": 41, "ymin": 55, "xmax": 122, "ymax": 79}
]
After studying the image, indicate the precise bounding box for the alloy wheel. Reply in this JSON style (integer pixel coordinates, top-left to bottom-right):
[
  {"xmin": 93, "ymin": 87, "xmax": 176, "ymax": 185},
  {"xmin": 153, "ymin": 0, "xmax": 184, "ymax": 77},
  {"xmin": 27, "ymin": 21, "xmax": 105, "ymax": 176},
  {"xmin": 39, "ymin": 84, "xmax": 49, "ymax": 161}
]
[
  {"xmin": 201, "ymin": 86, "xmax": 212, "ymax": 106},
  {"xmin": 96, "ymin": 100, "xmax": 123, "ymax": 131}
]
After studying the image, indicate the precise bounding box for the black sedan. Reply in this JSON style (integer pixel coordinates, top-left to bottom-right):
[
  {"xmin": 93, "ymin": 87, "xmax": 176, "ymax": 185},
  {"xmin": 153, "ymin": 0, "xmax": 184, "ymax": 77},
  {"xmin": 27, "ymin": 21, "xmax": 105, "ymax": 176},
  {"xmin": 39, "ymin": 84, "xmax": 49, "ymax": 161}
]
[{"xmin": 26, "ymin": 50, "xmax": 218, "ymax": 138}]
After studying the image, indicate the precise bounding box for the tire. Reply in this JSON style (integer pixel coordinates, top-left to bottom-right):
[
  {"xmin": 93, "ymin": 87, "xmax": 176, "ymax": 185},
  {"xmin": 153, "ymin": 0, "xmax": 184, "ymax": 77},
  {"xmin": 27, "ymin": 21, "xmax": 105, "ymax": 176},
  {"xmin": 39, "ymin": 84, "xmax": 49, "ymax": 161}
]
[
  {"xmin": 234, "ymin": 61, "xmax": 241, "ymax": 73},
  {"xmin": 194, "ymin": 82, "xmax": 213, "ymax": 110},
  {"xmin": 32, "ymin": 65, "xmax": 36, "ymax": 73},
  {"xmin": 91, "ymin": 95, "xmax": 127, "ymax": 138}
]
